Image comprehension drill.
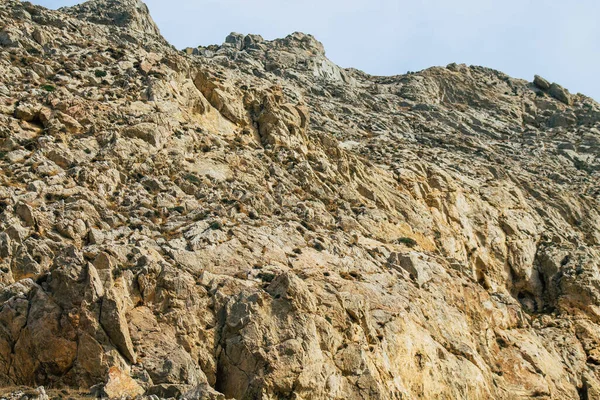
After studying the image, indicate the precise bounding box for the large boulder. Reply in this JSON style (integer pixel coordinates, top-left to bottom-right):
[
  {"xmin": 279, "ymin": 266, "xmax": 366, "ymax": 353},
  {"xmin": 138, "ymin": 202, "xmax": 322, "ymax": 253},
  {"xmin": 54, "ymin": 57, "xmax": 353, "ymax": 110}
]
[
  {"xmin": 533, "ymin": 75, "xmax": 551, "ymax": 90},
  {"xmin": 549, "ymin": 82, "xmax": 572, "ymax": 105}
]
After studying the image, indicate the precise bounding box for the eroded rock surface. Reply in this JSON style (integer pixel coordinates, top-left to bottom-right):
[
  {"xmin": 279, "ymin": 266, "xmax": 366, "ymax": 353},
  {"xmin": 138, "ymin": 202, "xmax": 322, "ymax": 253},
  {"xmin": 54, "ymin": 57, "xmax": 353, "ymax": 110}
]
[{"xmin": 0, "ymin": 0, "xmax": 599, "ymax": 399}]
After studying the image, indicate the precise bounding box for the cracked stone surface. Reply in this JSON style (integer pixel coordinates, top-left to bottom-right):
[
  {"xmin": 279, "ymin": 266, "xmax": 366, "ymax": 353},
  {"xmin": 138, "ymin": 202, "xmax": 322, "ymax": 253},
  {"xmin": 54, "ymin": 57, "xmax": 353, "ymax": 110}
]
[{"xmin": 0, "ymin": 0, "xmax": 599, "ymax": 399}]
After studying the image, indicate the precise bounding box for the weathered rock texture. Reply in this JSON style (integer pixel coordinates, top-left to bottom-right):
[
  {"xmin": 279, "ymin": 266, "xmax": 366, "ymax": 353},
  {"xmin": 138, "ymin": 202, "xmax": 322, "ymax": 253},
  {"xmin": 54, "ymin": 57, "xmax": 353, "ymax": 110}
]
[{"xmin": 0, "ymin": 0, "xmax": 599, "ymax": 399}]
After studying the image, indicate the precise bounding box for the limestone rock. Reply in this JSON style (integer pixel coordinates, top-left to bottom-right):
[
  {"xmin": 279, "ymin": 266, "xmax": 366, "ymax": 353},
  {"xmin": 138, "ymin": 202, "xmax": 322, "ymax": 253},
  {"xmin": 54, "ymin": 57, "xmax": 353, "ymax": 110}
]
[
  {"xmin": 62, "ymin": 0, "xmax": 163, "ymax": 39},
  {"xmin": 184, "ymin": 383, "xmax": 226, "ymax": 400},
  {"xmin": 123, "ymin": 123, "xmax": 167, "ymax": 147},
  {"xmin": 549, "ymin": 82, "xmax": 572, "ymax": 105},
  {"xmin": 100, "ymin": 290, "xmax": 137, "ymax": 364},
  {"xmin": 15, "ymin": 203, "xmax": 35, "ymax": 227},
  {"xmin": 224, "ymin": 32, "xmax": 245, "ymax": 50},
  {"xmin": 103, "ymin": 366, "xmax": 145, "ymax": 399},
  {"xmin": 0, "ymin": 28, "xmax": 20, "ymax": 47},
  {"xmin": 0, "ymin": 0, "xmax": 597, "ymax": 399},
  {"xmin": 388, "ymin": 252, "xmax": 436, "ymax": 287},
  {"xmin": 533, "ymin": 74, "xmax": 551, "ymax": 90}
]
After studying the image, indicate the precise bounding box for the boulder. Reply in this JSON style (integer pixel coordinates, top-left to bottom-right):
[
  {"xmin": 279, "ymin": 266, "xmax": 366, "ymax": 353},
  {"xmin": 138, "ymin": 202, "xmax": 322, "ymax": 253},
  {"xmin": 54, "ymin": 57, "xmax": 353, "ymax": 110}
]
[
  {"xmin": 0, "ymin": 29, "xmax": 20, "ymax": 47},
  {"xmin": 15, "ymin": 203, "xmax": 35, "ymax": 227},
  {"xmin": 549, "ymin": 83, "xmax": 572, "ymax": 105},
  {"xmin": 224, "ymin": 32, "xmax": 245, "ymax": 50},
  {"xmin": 103, "ymin": 366, "xmax": 145, "ymax": 399},
  {"xmin": 123, "ymin": 123, "xmax": 167, "ymax": 147},
  {"xmin": 533, "ymin": 75, "xmax": 550, "ymax": 90},
  {"xmin": 100, "ymin": 289, "xmax": 137, "ymax": 364}
]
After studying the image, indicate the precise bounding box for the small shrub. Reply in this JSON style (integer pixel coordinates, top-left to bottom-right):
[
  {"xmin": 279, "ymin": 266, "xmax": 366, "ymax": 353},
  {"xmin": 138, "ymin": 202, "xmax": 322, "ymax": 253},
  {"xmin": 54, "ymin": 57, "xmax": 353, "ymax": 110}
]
[
  {"xmin": 209, "ymin": 221, "xmax": 223, "ymax": 230},
  {"xmin": 573, "ymin": 159, "xmax": 594, "ymax": 174},
  {"xmin": 41, "ymin": 84, "xmax": 55, "ymax": 92},
  {"xmin": 312, "ymin": 241, "xmax": 325, "ymax": 251},
  {"xmin": 172, "ymin": 205, "xmax": 185, "ymax": 214},
  {"xmin": 112, "ymin": 268, "xmax": 123, "ymax": 279},
  {"xmin": 257, "ymin": 272, "xmax": 275, "ymax": 283},
  {"xmin": 397, "ymin": 237, "xmax": 418, "ymax": 247},
  {"xmin": 94, "ymin": 69, "xmax": 107, "ymax": 78},
  {"xmin": 184, "ymin": 173, "xmax": 202, "ymax": 185}
]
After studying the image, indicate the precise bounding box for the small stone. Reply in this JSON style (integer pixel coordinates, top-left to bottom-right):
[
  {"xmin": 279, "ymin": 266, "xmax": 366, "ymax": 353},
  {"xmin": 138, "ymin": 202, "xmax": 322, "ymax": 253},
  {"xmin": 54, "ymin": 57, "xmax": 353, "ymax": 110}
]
[
  {"xmin": 32, "ymin": 28, "xmax": 47, "ymax": 46},
  {"xmin": 139, "ymin": 59, "xmax": 153, "ymax": 74},
  {"xmin": 11, "ymin": 245, "xmax": 42, "ymax": 280},
  {"xmin": 6, "ymin": 150, "xmax": 29, "ymax": 164},
  {"xmin": 183, "ymin": 383, "xmax": 226, "ymax": 400},
  {"xmin": 56, "ymin": 112, "xmax": 83, "ymax": 134},
  {"xmin": 387, "ymin": 252, "xmax": 433, "ymax": 287},
  {"xmin": 94, "ymin": 252, "xmax": 114, "ymax": 270},
  {"xmin": 16, "ymin": 203, "xmax": 35, "ymax": 227},
  {"xmin": 147, "ymin": 384, "xmax": 192, "ymax": 399},
  {"xmin": 35, "ymin": 386, "xmax": 49, "ymax": 400},
  {"xmin": 89, "ymin": 228, "xmax": 106, "ymax": 245},
  {"xmin": 15, "ymin": 104, "xmax": 38, "ymax": 122}
]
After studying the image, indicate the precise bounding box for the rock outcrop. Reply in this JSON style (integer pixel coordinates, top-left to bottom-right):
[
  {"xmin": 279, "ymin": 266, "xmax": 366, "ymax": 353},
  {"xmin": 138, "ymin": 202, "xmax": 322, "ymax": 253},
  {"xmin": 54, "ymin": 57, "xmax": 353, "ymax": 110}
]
[
  {"xmin": 62, "ymin": 0, "xmax": 163, "ymax": 39},
  {"xmin": 0, "ymin": 1, "xmax": 599, "ymax": 399}
]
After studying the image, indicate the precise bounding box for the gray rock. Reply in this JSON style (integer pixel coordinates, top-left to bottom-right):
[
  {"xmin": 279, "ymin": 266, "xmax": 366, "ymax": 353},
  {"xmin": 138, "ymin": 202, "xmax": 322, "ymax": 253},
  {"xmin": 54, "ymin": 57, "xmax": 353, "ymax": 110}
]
[
  {"xmin": 0, "ymin": 0, "xmax": 597, "ymax": 399},
  {"xmin": 32, "ymin": 28, "xmax": 47, "ymax": 46},
  {"xmin": 243, "ymin": 34, "xmax": 264, "ymax": 48},
  {"xmin": 0, "ymin": 29, "xmax": 20, "ymax": 47},
  {"xmin": 183, "ymin": 384, "xmax": 226, "ymax": 400},
  {"xmin": 62, "ymin": 0, "xmax": 163, "ymax": 39},
  {"xmin": 11, "ymin": 245, "xmax": 42, "ymax": 280},
  {"xmin": 533, "ymin": 75, "xmax": 551, "ymax": 90},
  {"xmin": 100, "ymin": 289, "xmax": 137, "ymax": 364},
  {"xmin": 387, "ymin": 252, "xmax": 433, "ymax": 287},
  {"xmin": 224, "ymin": 32, "xmax": 245, "ymax": 50},
  {"xmin": 549, "ymin": 82, "xmax": 572, "ymax": 105},
  {"xmin": 15, "ymin": 203, "xmax": 35, "ymax": 227},
  {"xmin": 146, "ymin": 384, "xmax": 192, "ymax": 399}
]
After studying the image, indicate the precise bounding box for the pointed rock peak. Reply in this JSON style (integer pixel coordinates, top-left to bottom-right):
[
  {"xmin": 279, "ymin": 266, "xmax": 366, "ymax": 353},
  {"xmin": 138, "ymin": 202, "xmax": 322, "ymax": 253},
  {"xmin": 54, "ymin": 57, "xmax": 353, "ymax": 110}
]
[
  {"xmin": 62, "ymin": 0, "xmax": 162, "ymax": 38},
  {"xmin": 274, "ymin": 32, "xmax": 326, "ymax": 56}
]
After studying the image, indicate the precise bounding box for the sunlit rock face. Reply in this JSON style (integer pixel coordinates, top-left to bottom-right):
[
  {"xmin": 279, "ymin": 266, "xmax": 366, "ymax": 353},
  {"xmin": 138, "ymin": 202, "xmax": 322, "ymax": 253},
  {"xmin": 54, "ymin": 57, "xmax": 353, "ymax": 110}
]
[{"xmin": 0, "ymin": 0, "xmax": 599, "ymax": 398}]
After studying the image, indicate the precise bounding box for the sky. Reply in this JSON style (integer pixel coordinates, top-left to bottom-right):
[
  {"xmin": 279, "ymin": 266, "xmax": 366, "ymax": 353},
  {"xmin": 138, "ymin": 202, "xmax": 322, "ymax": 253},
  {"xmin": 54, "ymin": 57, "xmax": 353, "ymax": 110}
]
[{"xmin": 33, "ymin": 0, "xmax": 600, "ymax": 101}]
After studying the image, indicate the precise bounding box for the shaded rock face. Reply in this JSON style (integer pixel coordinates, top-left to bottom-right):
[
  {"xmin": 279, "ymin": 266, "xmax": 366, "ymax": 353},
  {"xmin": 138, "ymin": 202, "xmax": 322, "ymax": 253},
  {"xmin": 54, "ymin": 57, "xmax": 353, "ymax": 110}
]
[{"xmin": 0, "ymin": 0, "xmax": 599, "ymax": 399}]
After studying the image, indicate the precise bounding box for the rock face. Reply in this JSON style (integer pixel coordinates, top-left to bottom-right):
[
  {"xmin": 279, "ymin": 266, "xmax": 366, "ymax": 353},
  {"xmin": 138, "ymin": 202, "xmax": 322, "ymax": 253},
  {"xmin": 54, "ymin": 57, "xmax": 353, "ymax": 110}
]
[
  {"xmin": 0, "ymin": 1, "xmax": 599, "ymax": 399},
  {"xmin": 62, "ymin": 0, "xmax": 163, "ymax": 39}
]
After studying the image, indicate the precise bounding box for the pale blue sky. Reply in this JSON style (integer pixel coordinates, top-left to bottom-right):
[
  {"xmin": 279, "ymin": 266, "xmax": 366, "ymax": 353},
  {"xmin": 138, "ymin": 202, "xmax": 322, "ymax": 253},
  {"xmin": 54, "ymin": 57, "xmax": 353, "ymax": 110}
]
[{"xmin": 33, "ymin": 0, "xmax": 600, "ymax": 101}]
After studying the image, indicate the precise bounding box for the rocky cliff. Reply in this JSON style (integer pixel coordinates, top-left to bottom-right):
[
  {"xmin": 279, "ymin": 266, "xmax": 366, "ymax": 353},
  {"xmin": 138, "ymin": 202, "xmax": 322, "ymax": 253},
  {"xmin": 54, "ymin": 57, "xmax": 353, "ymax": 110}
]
[{"xmin": 0, "ymin": 0, "xmax": 599, "ymax": 399}]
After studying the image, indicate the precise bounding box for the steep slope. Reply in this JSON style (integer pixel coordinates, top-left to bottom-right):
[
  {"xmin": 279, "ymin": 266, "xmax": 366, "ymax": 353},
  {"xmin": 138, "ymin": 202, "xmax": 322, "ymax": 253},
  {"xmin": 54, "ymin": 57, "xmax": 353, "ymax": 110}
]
[{"xmin": 0, "ymin": 1, "xmax": 599, "ymax": 399}]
